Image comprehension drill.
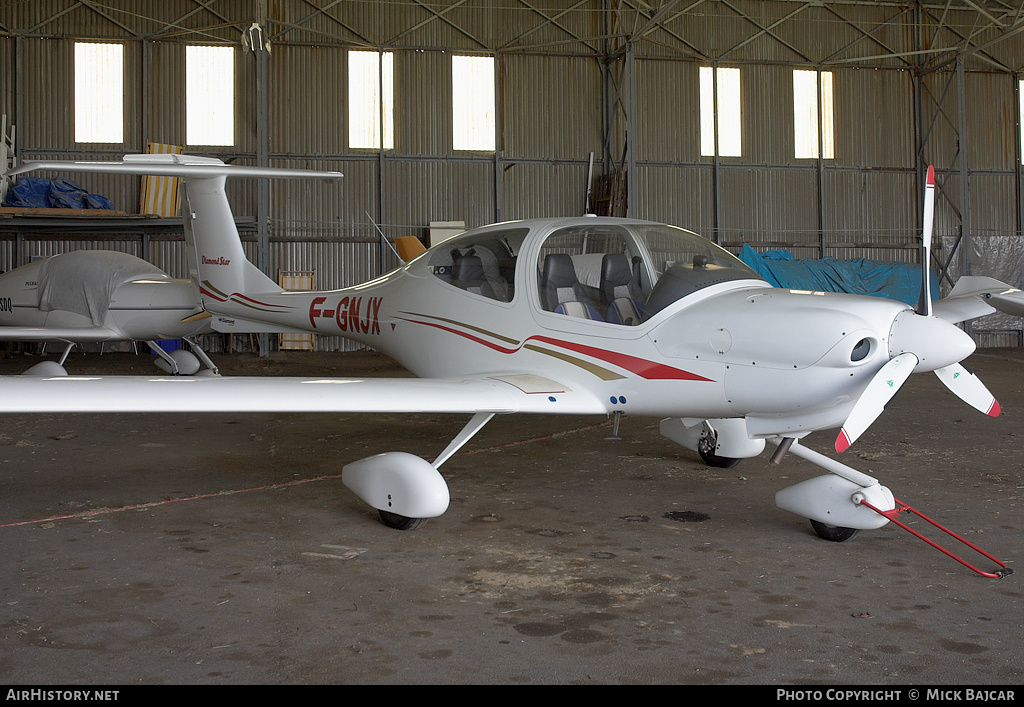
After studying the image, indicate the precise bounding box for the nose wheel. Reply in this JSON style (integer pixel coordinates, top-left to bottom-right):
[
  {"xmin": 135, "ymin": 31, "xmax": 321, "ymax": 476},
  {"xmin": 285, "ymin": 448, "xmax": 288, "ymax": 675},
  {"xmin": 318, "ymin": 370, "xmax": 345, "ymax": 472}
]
[
  {"xmin": 809, "ymin": 519, "xmax": 859, "ymax": 542},
  {"xmin": 379, "ymin": 510, "xmax": 427, "ymax": 531},
  {"xmin": 697, "ymin": 433, "xmax": 742, "ymax": 468}
]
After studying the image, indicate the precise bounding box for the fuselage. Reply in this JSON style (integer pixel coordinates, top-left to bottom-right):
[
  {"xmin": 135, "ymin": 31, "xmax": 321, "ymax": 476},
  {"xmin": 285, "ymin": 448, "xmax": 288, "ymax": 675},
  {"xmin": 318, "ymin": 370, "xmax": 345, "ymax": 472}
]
[
  {"xmin": 198, "ymin": 216, "xmax": 970, "ymax": 438},
  {"xmin": 0, "ymin": 250, "xmax": 209, "ymax": 342}
]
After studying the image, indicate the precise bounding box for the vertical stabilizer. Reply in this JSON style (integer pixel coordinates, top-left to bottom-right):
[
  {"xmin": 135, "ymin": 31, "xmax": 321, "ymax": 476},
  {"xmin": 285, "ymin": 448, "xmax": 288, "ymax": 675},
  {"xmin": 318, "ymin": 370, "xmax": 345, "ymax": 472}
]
[{"xmin": 180, "ymin": 175, "xmax": 279, "ymax": 314}]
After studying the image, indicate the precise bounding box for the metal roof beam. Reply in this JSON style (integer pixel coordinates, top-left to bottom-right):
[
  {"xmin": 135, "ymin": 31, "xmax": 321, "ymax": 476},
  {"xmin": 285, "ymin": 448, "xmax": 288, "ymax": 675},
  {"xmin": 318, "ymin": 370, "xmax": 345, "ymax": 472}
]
[
  {"xmin": 388, "ymin": 0, "xmax": 487, "ymax": 51},
  {"xmin": 717, "ymin": 0, "xmax": 814, "ymax": 63},
  {"xmin": 821, "ymin": 4, "xmax": 914, "ymax": 67},
  {"xmin": 919, "ymin": 3, "xmax": 1021, "ymax": 73},
  {"xmin": 499, "ymin": 0, "xmax": 599, "ymax": 53},
  {"xmin": 604, "ymin": 0, "xmax": 708, "ymax": 60},
  {"xmin": 269, "ymin": 0, "xmax": 375, "ymax": 47}
]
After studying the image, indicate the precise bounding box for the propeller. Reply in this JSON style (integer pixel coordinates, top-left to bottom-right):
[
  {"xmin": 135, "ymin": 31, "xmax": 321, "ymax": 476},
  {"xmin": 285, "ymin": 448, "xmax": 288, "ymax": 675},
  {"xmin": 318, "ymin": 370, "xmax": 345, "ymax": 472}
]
[
  {"xmin": 916, "ymin": 165, "xmax": 935, "ymax": 317},
  {"xmin": 835, "ymin": 353, "xmax": 917, "ymax": 453},
  {"xmin": 834, "ymin": 165, "xmax": 1000, "ymax": 453},
  {"xmin": 934, "ymin": 363, "xmax": 1000, "ymax": 417}
]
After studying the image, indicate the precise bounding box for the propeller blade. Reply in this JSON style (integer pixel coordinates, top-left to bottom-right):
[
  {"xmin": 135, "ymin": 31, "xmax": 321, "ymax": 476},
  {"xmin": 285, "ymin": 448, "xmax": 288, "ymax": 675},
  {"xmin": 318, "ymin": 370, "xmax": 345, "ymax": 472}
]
[
  {"xmin": 917, "ymin": 165, "xmax": 936, "ymax": 317},
  {"xmin": 934, "ymin": 363, "xmax": 1000, "ymax": 417},
  {"xmin": 836, "ymin": 353, "xmax": 919, "ymax": 453}
]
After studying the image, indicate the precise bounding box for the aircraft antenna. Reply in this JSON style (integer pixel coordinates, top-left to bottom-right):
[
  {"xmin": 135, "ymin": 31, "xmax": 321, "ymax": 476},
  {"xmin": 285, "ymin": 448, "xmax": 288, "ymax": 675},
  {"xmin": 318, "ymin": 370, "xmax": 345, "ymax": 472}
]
[{"xmin": 366, "ymin": 211, "xmax": 402, "ymax": 262}]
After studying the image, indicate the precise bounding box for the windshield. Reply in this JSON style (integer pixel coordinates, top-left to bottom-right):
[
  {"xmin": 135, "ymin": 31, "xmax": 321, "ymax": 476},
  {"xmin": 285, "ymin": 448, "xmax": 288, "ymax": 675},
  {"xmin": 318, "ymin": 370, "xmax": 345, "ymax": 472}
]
[{"xmin": 633, "ymin": 224, "xmax": 764, "ymax": 318}]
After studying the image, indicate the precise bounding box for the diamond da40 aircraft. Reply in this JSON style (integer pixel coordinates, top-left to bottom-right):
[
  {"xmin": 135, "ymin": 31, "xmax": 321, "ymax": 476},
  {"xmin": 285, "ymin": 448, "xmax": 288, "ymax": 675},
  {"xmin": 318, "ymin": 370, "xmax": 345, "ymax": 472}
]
[
  {"xmin": 0, "ymin": 246, "xmax": 220, "ymax": 376},
  {"xmin": 3, "ymin": 155, "xmax": 1022, "ymax": 562}
]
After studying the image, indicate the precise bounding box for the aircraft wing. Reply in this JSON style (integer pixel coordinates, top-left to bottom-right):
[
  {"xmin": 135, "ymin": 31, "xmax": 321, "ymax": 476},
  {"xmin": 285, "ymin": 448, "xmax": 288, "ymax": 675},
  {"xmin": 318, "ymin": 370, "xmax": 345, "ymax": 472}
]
[
  {"xmin": 933, "ymin": 276, "xmax": 1024, "ymax": 324},
  {"xmin": 0, "ymin": 372, "xmax": 608, "ymax": 416},
  {"xmin": 0, "ymin": 326, "xmax": 121, "ymax": 342}
]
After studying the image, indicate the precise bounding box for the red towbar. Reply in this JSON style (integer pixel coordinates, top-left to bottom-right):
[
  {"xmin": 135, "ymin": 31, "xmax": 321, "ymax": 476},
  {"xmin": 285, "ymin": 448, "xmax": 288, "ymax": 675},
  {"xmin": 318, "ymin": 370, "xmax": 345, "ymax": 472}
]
[{"xmin": 858, "ymin": 497, "xmax": 1012, "ymax": 579}]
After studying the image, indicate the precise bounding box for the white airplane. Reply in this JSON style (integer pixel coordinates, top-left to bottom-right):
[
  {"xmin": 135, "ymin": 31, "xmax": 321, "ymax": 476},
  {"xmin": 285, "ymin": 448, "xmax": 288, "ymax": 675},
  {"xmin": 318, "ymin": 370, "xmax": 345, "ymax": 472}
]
[
  {"xmin": 0, "ymin": 247, "xmax": 221, "ymax": 376},
  {"xmin": 1, "ymin": 155, "xmax": 1020, "ymax": 575}
]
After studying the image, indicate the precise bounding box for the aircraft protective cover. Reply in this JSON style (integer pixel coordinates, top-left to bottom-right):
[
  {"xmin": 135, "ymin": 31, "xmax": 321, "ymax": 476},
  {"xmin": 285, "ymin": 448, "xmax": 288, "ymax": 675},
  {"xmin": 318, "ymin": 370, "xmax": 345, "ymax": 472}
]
[
  {"xmin": 739, "ymin": 244, "xmax": 938, "ymax": 306},
  {"xmin": 37, "ymin": 250, "xmax": 168, "ymax": 325}
]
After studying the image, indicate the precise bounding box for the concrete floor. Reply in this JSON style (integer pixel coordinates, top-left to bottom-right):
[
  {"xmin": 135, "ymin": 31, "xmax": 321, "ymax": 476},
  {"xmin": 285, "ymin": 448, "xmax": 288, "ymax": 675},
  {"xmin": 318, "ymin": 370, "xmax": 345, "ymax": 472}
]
[{"xmin": 0, "ymin": 347, "xmax": 1021, "ymax": 685}]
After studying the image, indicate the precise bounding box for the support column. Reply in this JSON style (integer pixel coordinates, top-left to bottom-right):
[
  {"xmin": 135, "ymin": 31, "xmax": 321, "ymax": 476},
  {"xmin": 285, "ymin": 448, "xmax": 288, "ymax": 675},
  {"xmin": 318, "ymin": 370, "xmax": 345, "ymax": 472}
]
[
  {"xmin": 957, "ymin": 58, "xmax": 971, "ymax": 279},
  {"xmin": 712, "ymin": 61, "xmax": 722, "ymax": 243},
  {"xmin": 816, "ymin": 66, "xmax": 825, "ymax": 258},
  {"xmin": 248, "ymin": 5, "xmax": 272, "ymax": 356},
  {"xmin": 624, "ymin": 41, "xmax": 636, "ymax": 218},
  {"xmin": 956, "ymin": 58, "xmax": 973, "ymax": 340}
]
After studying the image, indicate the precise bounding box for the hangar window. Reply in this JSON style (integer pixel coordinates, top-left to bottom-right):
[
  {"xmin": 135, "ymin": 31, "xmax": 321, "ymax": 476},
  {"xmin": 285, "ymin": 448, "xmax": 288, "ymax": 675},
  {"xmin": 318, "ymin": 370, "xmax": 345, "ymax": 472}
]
[
  {"xmin": 349, "ymin": 50, "xmax": 395, "ymax": 150},
  {"xmin": 452, "ymin": 55, "xmax": 495, "ymax": 151},
  {"xmin": 74, "ymin": 42, "xmax": 124, "ymax": 144},
  {"xmin": 700, "ymin": 66, "xmax": 741, "ymax": 157},
  {"xmin": 794, "ymin": 69, "xmax": 835, "ymax": 159},
  {"xmin": 186, "ymin": 45, "xmax": 235, "ymax": 146}
]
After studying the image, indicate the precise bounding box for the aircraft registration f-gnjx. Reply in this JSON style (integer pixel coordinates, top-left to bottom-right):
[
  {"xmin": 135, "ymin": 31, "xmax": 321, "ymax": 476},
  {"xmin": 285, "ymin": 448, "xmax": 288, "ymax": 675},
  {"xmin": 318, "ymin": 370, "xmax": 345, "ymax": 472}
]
[{"xmin": 2, "ymin": 155, "xmax": 1019, "ymax": 574}]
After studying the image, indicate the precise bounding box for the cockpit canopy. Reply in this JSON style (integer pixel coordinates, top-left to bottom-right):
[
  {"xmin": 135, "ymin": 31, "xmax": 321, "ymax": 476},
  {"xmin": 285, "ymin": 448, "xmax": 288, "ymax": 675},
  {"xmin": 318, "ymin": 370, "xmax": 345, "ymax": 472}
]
[{"xmin": 421, "ymin": 219, "xmax": 764, "ymax": 325}]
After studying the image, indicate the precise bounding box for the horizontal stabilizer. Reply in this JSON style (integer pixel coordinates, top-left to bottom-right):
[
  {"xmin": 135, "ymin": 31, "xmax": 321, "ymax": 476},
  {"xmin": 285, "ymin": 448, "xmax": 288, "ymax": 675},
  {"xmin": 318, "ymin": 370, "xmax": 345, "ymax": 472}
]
[
  {"xmin": 934, "ymin": 276, "xmax": 1024, "ymax": 323},
  {"xmin": 9, "ymin": 154, "xmax": 342, "ymax": 181}
]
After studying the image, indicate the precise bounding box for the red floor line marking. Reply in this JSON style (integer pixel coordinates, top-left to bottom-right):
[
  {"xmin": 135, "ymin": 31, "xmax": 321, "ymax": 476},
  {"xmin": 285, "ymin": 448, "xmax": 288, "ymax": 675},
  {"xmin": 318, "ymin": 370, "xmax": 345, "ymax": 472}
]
[
  {"xmin": 0, "ymin": 476, "xmax": 337, "ymax": 528},
  {"xmin": 1, "ymin": 420, "xmax": 611, "ymax": 528}
]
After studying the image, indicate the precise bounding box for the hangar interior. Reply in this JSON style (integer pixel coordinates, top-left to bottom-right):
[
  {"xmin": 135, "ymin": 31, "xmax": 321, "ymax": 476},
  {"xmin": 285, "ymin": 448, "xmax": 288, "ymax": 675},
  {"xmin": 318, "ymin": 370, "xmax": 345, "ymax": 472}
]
[
  {"xmin": 2, "ymin": 2, "xmax": 1024, "ymax": 686},
  {"xmin": 2, "ymin": 0, "xmax": 1024, "ymax": 350}
]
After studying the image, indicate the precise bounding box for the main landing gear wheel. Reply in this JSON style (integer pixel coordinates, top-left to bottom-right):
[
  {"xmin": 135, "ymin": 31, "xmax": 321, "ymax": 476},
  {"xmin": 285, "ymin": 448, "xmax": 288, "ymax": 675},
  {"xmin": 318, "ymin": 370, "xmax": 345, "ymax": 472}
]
[
  {"xmin": 378, "ymin": 510, "xmax": 427, "ymax": 531},
  {"xmin": 697, "ymin": 435, "xmax": 742, "ymax": 469},
  {"xmin": 810, "ymin": 519, "xmax": 860, "ymax": 542}
]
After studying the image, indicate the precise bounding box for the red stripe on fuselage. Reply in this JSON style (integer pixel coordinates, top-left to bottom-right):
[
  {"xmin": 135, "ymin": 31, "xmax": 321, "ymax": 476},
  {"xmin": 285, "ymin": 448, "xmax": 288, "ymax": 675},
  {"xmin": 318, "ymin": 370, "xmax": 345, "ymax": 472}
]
[
  {"xmin": 531, "ymin": 336, "xmax": 713, "ymax": 381},
  {"xmin": 398, "ymin": 316, "xmax": 713, "ymax": 382}
]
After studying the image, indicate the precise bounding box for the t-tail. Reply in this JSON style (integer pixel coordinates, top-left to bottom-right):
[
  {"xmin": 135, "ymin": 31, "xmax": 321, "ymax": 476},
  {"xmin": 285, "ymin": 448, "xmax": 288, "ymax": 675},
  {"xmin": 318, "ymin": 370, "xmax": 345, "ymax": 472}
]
[{"xmin": 7, "ymin": 154, "xmax": 342, "ymax": 333}]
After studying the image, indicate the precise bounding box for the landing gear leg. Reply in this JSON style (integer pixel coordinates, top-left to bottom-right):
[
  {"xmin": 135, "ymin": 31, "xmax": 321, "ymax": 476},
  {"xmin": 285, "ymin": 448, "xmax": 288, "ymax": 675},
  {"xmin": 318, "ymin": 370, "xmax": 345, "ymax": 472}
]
[
  {"xmin": 771, "ymin": 437, "xmax": 894, "ymax": 540},
  {"xmin": 58, "ymin": 342, "xmax": 74, "ymax": 366},
  {"xmin": 184, "ymin": 336, "xmax": 220, "ymax": 375},
  {"xmin": 148, "ymin": 338, "xmax": 219, "ymax": 376}
]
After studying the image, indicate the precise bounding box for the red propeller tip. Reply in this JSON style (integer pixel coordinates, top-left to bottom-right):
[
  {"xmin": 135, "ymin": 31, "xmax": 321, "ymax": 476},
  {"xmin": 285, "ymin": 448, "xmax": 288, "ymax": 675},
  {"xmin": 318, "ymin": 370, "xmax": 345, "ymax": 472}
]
[
  {"xmin": 835, "ymin": 429, "xmax": 852, "ymax": 453},
  {"xmin": 988, "ymin": 400, "xmax": 1001, "ymax": 417}
]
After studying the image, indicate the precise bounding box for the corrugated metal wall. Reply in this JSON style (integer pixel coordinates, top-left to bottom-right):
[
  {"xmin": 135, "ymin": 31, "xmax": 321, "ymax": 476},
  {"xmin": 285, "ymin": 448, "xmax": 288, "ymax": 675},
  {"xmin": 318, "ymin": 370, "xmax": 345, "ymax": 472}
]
[{"xmin": 1, "ymin": 1, "xmax": 1022, "ymax": 351}]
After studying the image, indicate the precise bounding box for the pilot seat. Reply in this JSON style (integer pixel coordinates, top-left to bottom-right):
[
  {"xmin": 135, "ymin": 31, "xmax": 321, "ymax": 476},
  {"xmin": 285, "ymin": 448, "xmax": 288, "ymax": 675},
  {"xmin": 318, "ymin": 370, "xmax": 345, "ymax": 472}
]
[
  {"xmin": 599, "ymin": 253, "xmax": 644, "ymax": 325},
  {"xmin": 539, "ymin": 253, "xmax": 603, "ymax": 320}
]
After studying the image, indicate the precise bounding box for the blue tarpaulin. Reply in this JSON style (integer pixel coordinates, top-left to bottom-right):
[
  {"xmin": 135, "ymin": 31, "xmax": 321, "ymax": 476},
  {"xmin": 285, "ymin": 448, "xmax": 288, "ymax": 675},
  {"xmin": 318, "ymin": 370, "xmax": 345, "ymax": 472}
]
[
  {"xmin": 3, "ymin": 177, "xmax": 115, "ymax": 210},
  {"xmin": 739, "ymin": 244, "xmax": 938, "ymax": 307}
]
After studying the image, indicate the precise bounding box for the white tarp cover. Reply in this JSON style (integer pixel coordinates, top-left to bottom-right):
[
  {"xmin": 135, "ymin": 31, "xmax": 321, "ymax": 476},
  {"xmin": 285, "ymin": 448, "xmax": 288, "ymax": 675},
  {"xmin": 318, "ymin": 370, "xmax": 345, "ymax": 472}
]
[
  {"xmin": 38, "ymin": 250, "xmax": 167, "ymax": 325},
  {"xmin": 941, "ymin": 235, "xmax": 1024, "ymax": 337}
]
